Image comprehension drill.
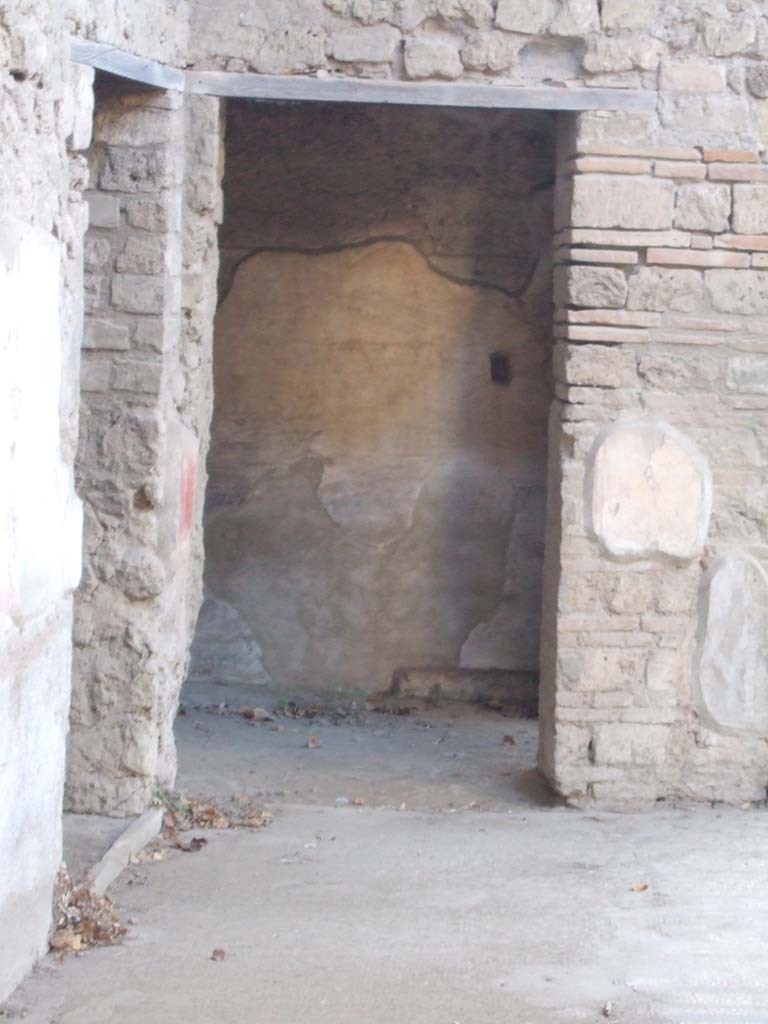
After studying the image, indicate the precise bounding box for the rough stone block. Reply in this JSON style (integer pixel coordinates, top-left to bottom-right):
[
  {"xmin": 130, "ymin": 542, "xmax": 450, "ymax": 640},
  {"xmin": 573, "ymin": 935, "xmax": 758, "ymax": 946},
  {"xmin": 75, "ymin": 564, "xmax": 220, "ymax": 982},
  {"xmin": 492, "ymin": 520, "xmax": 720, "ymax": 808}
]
[
  {"xmin": 559, "ymin": 648, "xmax": 646, "ymax": 693},
  {"xmin": 583, "ymin": 36, "xmax": 664, "ymax": 73},
  {"xmin": 404, "ymin": 38, "xmax": 462, "ymax": 79},
  {"xmin": 83, "ymin": 318, "xmax": 130, "ymax": 351},
  {"xmin": 112, "ymin": 360, "xmax": 163, "ymax": 396},
  {"xmin": 461, "ymin": 31, "xmax": 522, "ymax": 71},
  {"xmin": 726, "ymin": 355, "xmax": 768, "ymax": 395},
  {"xmin": 495, "ymin": 0, "xmax": 554, "ymax": 33},
  {"xmin": 126, "ymin": 198, "xmax": 175, "ymax": 233},
  {"xmin": 694, "ymin": 555, "xmax": 768, "ymax": 733},
  {"xmin": 746, "ymin": 65, "xmax": 768, "ymax": 99},
  {"xmin": 84, "ymin": 236, "xmax": 112, "ymax": 271},
  {"xmin": 99, "ymin": 147, "xmax": 173, "ymax": 193},
  {"xmin": 703, "ymin": 17, "xmax": 756, "ymax": 56},
  {"xmin": 600, "ymin": 0, "xmax": 657, "ymax": 30},
  {"xmin": 555, "ymin": 265, "xmax": 628, "ymax": 308},
  {"xmin": 554, "ymin": 341, "xmax": 636, "ymax": 389},
  {"xmin": 588, "ymin": 419, "xmax": 712, "ymax": 561},
  {"xmin": 733, "ymin": 185, "xmax": 768, "ymax": 235},
  {"xmin": 550, "ymin": 0, "xmax": 599, "ymax": 36},
  {"xmin": 705, "ymin": 269, "xmax": 768, "ymax": 314},
  {"xmin": 571, "ymin": 176, "xmax": 674, "ymax": 231},
  {"xmin": 658, "ymin": 95, "xmax": 751, "ymax": 136},
  {"xmin": 436, "ymin": 0, "xmax": 494, "ymax": 26},
  {"xmin": 593, "ymin": 723, "xmax": 669, "ymax": 767},
  {"xmin": 330, "ymin": 25, "xmax": 400, "ymax": 63},
  {"xmin": 110, "ymin": 274, "xmax": 166, "ymax": 315},
  {"xmin": 659, "ymin": 61, "xmax": 726, "ymax": 93},
  {"xmin": 86, "ymin": 193, "xmax": 120, "ymax": 229},
  {"xmin": 627, "ymin": 266, "xmax": 705, "ymax": 312},
  {"xmin": 674, "ymin": 183, "xmax": 731, "ymax": 233},
  {"xmin": 116, "ymin": 235, "xmax": 167, "ymax": 275},
  {"xmin": 80, "ymin": 356, "xmax": 112, "ymax": 392}
]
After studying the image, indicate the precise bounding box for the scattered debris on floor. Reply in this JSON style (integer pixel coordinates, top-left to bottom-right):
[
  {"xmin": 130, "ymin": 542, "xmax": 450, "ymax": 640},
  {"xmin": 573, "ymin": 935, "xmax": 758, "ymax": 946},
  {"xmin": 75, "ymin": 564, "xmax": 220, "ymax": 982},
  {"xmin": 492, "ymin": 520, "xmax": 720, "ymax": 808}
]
[
  {"xmin": 210, "ymin": 948, "xmax": 226, "ymax": 962},
  {"xmin": 49, "ymin": 868, "xmax": 126, "ymax": 955},
  {"xmin": 161, "ymin": 791, "xmax": 273, "ymax": 836}
]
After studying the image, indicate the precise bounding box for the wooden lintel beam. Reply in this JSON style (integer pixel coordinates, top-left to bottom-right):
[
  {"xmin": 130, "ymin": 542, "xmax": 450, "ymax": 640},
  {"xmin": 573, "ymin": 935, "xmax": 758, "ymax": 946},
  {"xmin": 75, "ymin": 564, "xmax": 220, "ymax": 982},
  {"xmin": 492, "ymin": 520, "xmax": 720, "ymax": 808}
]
[{"xmin": 187, "ymin": 70, "xmax": 657, "ymax": 112}]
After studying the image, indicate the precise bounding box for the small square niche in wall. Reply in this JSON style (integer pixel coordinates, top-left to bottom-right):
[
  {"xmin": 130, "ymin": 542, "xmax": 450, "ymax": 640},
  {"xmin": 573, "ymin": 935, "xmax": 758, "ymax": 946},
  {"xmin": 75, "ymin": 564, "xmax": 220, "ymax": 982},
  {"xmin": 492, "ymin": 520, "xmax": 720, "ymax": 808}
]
[{"xmin": 489, "ymin": 351, "xmax": 510, "ymax": 386}]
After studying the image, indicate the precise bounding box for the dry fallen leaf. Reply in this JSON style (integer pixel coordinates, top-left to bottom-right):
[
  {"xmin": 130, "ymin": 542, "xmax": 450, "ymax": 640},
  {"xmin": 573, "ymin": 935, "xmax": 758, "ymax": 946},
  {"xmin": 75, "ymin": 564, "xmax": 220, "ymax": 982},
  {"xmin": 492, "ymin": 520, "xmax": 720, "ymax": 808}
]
[
  {"xmin": 240, "ymin": 706, "xmax": 272, "ymax": 722},
  {"xmin": 50, "ymin": 868, "xmax": 126, "ymax": 955},
  {"xmin": 307, "ymin": 733, "xmax": 321, "ymax": 749},
  {"xmin": 630, "ymin": 883, "xmax": 649, "ymax": 892},
  {"xmin": 211, "ymin": 948, "xmax": 226, "ymax": 962},
  {"xmin": 502, "ymin": 734, "xmax": 516, "ymax": 745}
]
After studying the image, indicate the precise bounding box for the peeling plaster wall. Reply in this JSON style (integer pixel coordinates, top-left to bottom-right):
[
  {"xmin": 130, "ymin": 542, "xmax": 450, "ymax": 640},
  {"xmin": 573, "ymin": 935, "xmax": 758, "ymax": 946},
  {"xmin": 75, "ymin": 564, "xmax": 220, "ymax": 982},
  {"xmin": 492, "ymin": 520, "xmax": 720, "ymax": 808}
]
[{"xmin": 192, "ymin": 104, "xmax": 555, "ymax": 696}]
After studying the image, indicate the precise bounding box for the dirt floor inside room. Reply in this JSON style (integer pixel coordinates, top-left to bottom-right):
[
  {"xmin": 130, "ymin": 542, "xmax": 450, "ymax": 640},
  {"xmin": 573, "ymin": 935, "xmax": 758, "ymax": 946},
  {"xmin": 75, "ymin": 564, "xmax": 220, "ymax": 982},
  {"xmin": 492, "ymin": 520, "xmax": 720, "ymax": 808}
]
[{"xmin": 187, "ymin": 101, "xmax": 556, "ymax": 717}]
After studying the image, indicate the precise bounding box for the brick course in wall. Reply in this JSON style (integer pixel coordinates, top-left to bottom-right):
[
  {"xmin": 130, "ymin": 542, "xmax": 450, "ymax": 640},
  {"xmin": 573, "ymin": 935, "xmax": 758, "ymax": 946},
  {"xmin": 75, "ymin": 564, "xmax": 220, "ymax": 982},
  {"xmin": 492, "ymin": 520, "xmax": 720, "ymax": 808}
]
[{"xmin": 539, "ymin": 114, "xmax": 768, "ymax": 807}]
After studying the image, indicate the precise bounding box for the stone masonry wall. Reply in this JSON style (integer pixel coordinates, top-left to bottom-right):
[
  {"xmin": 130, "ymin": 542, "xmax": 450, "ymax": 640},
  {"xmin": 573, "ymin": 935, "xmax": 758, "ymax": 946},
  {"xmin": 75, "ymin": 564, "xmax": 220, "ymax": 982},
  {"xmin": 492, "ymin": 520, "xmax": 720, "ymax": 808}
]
[
  {"xmin": 186, "ymin": 0, "xmax": 768, "ymax": 129},
  {"xmin": 0, "ymin": 0, "xmax": 92, "ymax": 1001},
  {"xmin": 68, "ymin": 79, "xmax": 222, "ymax": 815},
  {"xmin": 539, "ymin": 108, "xmax": 768, "ymax": 808}
]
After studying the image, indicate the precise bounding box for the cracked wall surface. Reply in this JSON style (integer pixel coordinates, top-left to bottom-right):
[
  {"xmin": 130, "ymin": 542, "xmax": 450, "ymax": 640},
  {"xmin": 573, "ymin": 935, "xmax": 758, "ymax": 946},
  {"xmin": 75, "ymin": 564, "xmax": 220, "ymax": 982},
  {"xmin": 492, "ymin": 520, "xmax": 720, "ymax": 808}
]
[{"xmin": 191, "ymin": 104, "xmax": 555, "ymax": 696}]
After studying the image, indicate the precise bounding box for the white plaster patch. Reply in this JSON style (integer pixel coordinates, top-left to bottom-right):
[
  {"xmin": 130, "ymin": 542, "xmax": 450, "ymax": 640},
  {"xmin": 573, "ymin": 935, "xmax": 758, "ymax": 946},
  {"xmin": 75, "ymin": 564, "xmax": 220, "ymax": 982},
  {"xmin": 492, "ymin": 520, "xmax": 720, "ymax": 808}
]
[
  {"xmin": 0, "ymin": 217, "xmax": 82, "ymax": 629},
  {"xmin": 694, "ymin": 554, "xmax": 768, "ymax": 735},
  {"xmin": 587, "ymin": 419, "xmax": 711, "ymax": 561}
]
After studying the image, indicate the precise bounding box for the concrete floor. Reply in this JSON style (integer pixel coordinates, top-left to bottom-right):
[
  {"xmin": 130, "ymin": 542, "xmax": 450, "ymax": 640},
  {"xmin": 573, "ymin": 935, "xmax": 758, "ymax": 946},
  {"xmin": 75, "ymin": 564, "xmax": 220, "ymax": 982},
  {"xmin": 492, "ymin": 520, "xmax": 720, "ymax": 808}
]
[{"xmin": 7, "ymin": 685, "xmax": 768, "ymax": 1023}]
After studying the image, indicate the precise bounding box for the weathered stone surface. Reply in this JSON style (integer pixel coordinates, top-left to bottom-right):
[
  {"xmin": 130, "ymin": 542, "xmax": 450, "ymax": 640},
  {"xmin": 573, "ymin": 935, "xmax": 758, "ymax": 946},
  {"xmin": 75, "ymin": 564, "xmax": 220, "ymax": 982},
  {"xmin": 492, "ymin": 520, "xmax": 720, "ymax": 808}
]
[
  {"xmin": 659, "ymin": 61, "xmax": 726, "ymax": 94},
  {"xmin": 495, "ymin": 0, "xmax": 554, "ymax": 33},
  {"xmin": 461, "ymin": 30, "xmax": 523, "ymax": 71},
  {"xmin": 600, "ymin": 0, "xmax": 657, "ymax": 31},
  {"xmin": 746, "ymin": 64, "xmax": 768, "ymax": 99},
  {"xmin": 674, "ymin": 183, "xmax": 731, "ymax": 233},
  {"xmin": 695, "ymin": 555, "xmax": 768, "ymax": 734},
  {"xmin": 404, "ymin": 38, "xmax": 463, "ymax": 79},
  {"xmin": 726, "ymin": 355, "xmax": 768, "ymax": 395},
  {"xmin": 556, "ymin": 265, "xmax": 628, "ymax": 308},
  {"xmin": 83, "ymin": 317, "xmax": 131, "ymax": 351},
  {"xmin": 550, "ymin": 0, "xmax": 599, "ymax": 37},
  {"xmin": 571, "ymin": 176, "xmax": 674, "ymax": 231},
  {"xmin": 627, "ymin": 267, "xmax": 705, "ymax": 312},
  {"xmin": 436, "ymin": 0, "xmax": 494, "ymax": 27},
  {"xmin": 330, "ymin": 24, "xmax": 400, "ymax": 62},
  {"xmin": 703, "ymin": 17, "xmax": 756, "ymax": 57},
  {"xmin": 733, "ymin": 185, "xmax": 768, "ymax": 235},
  {"xmin": 583, "ymin": 35, "xmax": 664, "ymax": 73},
  {"xmin": 554, "ymin": 341, "xmax": 636, "ymax": 389},
  {"xmin": 658, "ymin": 94, "xmax": 751, "ymax": 136},
  {"xmin": 705, "ymin": 269, "xmax": 768, "ymax": 314},
  {"xmin": 588, "ymin": 419, "xmax": 712, "ymax": 561}
]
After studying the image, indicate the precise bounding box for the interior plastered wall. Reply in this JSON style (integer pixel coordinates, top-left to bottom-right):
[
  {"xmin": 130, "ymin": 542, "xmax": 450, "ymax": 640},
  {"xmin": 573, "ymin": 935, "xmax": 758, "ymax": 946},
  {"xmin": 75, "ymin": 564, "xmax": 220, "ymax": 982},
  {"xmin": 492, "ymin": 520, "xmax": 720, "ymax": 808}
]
[{"xmin": 191, "ymin": 103, "xmax": 554, "ymax": 698}]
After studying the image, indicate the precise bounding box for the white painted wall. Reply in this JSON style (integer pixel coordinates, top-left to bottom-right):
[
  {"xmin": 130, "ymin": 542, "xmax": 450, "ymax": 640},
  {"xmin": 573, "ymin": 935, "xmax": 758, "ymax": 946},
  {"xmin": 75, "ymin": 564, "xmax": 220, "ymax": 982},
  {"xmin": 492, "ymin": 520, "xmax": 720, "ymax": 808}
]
[{"xmin": 0, "ymin": 217, "xmax": 82, "ymax": 998}]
